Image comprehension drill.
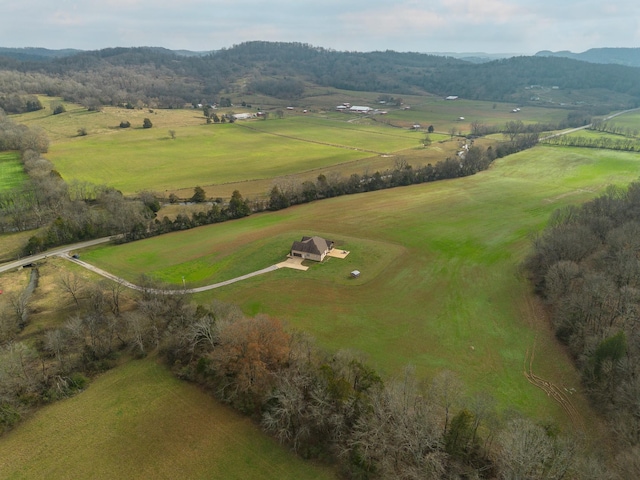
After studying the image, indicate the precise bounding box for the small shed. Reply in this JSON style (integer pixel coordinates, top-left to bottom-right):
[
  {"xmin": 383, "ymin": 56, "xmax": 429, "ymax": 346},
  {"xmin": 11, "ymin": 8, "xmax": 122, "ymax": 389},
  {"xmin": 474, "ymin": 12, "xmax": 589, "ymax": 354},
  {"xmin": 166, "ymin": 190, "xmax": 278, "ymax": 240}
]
[{"xmin": 351, "ymin": 270, "xmax": 361, "ymax": 278}]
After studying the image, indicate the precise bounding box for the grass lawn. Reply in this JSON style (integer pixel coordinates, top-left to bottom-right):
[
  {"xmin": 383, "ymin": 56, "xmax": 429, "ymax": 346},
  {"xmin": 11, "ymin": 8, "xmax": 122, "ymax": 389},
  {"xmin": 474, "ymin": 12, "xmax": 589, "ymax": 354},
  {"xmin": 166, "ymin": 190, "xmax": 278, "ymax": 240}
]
[
  {"xmin": 80, "ymin": 145, "xmax": 640, "ymax": 428},
  {"xmin": 0, "ymin": 152, "xmax": 26, "ymax": 191},
  {"xmin": 0, "ymin": 358, "xmax": 336, "ymax": 480}
]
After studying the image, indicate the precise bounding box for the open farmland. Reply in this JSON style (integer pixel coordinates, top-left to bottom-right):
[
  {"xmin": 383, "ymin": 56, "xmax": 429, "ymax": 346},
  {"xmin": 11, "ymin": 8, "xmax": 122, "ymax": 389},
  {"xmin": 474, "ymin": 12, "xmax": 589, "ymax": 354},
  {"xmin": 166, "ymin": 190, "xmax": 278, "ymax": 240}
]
[
  {"xmin": 598, "ymin": 110, "xmax": 640, "ymax": 132},
  {"xmin": 0, "ymin": 152, "xmax": 26, "ymax": 191},
  {"xmin": 43, "ymin": 116, "xmax": 424, "ymax": 195},
  {"xmin": 382, "ymin": 98, "xmax": 571, "ymax": 133},
  {"xmin": 79, "ymin": 145, "xmax": 640, "ymax": 428},
  {"xmin": 0, "ymin": 358, "xmax": 336, "ymax": 480},
  {"xmin": 13, "ymin": 97, "xmax": 575, "ymax": 198}
]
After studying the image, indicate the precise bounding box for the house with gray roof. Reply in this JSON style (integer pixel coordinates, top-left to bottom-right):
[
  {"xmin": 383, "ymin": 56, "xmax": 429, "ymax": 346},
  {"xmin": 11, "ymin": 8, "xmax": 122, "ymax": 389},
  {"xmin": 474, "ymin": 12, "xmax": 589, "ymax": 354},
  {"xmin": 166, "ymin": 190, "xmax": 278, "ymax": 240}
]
[{"xmin": 290, "ymin": 236, "xmax": 334, "ymax": 262}]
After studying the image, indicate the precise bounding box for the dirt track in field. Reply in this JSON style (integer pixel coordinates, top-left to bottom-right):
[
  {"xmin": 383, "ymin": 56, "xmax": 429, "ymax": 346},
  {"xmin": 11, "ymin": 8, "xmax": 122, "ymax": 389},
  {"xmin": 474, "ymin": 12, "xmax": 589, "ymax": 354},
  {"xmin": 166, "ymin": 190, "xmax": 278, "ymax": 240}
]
[{"xmin": 524, "ymin": 341, "xmax": 584, "ymax": 430}]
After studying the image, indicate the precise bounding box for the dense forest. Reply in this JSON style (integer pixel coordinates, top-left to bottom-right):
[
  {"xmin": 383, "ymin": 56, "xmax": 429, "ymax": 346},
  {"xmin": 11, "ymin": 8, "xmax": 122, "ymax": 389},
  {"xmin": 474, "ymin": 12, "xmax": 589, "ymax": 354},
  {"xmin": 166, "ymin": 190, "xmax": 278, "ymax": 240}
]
[
  {"xmin": 525, "ymin": 183, "xmax": 640, "ymax": 476},
  {"xmin": 1, "ymin": 42, "xmax": 639, "ymax": 110}
]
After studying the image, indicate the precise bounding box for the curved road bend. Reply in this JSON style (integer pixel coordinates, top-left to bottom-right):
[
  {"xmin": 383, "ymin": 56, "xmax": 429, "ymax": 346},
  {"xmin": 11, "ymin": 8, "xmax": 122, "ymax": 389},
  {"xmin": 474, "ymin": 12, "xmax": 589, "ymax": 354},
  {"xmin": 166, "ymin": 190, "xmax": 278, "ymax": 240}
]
[
  {"xmin": 0, "ymin": 236, "xmax": 115, "ymax": 275},
  {"xmin": 59, "ymin": 253, "xmax": 280, "ymax": 294}
]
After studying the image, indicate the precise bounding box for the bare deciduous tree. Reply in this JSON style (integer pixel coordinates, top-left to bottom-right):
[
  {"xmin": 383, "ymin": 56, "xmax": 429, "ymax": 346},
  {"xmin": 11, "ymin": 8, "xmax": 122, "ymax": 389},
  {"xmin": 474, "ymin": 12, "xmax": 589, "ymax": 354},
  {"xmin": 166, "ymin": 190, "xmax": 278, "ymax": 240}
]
[
  {"xmin": 58, "ymin": 271, "xmax": 84, "ymax": 306},
  {"xmin": 348, "ymin": 366, "xmax": 446, "ymax": 479},
  {"xmin": 430, "ymin": 369, "xmax": 464, "ymax": 435}
]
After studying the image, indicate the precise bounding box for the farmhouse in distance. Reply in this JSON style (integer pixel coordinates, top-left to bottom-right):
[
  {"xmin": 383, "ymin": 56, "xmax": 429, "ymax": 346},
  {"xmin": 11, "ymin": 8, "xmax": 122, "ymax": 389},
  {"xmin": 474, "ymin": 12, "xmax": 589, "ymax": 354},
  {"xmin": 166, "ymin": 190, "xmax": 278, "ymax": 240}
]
[{"xmin": 290, "ymin": 236, "xmax": 334, "ymax": 262}]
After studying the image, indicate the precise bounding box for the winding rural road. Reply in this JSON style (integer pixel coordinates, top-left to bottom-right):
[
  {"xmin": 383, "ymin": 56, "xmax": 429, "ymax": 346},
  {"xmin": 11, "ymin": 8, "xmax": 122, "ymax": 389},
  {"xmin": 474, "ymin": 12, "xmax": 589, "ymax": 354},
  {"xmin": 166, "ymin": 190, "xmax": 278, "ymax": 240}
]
[
  {"xmin": 0, "ymin": 237, "xmax": 282, "ymax": 294},
  {"xmin": 59, "ymin": 253, "xmax": 280, "ymax": 294}
]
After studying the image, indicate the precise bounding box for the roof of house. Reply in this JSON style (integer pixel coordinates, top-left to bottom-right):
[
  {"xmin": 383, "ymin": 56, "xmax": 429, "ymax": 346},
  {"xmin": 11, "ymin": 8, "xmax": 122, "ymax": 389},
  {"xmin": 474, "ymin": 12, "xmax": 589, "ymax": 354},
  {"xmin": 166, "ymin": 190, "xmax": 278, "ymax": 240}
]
[{"xmin": 291, "ymin": 236, "xmax": 333, "ymax": 255}]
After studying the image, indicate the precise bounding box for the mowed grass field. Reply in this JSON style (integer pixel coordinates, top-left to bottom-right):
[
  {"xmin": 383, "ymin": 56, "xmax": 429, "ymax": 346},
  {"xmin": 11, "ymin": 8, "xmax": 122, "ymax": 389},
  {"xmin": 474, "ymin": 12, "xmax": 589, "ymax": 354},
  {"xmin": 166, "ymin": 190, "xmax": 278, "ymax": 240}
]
[
  {"xmin": 382, "ymin": 98, "xmax": 571, "ymax": 134},
  {"xmin": 13, "ymin": 97, "xmax": 575, "ymax": 197},
  {"xmin": 0, "ymin": 152, "xmax": 26, "ymax": 191},
  {"xmin": 80, "ymin": 145, "xmax": 640, "ymax": 427},
  {"xmin": 602, "ymin": 110, "xmax": 640, "ymax": 132},
  {"xmin": 12, "ymin": 98, "xmax": 423, "ymax": 195},
  {"xmin": 44, "ymin": 116, "xmax": 425, "ymax": 195},
  {"xmin": 0, "ymin": 358, "xmax": 336, "ymax": 480}
]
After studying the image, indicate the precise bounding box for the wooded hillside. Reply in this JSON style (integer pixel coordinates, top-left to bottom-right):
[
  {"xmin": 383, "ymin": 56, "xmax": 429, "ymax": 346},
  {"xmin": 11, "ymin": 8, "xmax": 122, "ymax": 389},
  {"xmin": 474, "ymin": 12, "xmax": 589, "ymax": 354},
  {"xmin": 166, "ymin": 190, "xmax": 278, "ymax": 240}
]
[{"xmin": 1, "ymin": 42, "xmax": 639, "ymax": 109}]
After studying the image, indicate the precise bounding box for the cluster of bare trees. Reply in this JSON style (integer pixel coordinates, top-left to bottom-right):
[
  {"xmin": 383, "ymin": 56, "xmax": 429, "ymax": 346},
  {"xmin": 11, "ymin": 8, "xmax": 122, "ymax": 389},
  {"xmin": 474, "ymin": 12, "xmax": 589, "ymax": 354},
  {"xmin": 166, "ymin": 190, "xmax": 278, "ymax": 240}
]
[
  {"xmin": 0, "ymin": 94, "xmax": 43, "ymax": 114},
  {"xmin": 0, "ymin": 108, "xmax": 48, "ymax": 153},
  {"xmin": 1, "ymin": 266, "xmax": 615, "ymax": 477},
  {"xmin": 157, "ymin": 296, "xmax": 608, "ymax": 478},
  {"xmin": 525, "ymin": 182, "xmax": 640, "ymax": 478}
]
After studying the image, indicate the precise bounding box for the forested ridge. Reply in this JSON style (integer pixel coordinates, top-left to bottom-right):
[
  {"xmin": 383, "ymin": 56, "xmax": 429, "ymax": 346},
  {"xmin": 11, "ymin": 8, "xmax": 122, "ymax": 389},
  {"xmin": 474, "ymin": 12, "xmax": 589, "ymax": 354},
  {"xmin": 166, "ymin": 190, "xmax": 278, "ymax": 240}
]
[{"xmin": 1, "ymin": 41, "xmax": 639, "ymax": 109}]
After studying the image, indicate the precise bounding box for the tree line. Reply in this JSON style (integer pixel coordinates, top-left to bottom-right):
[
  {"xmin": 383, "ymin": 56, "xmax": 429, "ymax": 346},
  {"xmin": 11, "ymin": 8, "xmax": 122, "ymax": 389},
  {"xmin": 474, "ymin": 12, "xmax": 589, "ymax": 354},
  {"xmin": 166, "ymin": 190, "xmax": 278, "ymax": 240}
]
[
  {"xmin": 0, "ymin": 272, "xmax": 611, "ymax": 479},
  {"xmin": 524, "ymin": 181, "xmax": 640, "ymax": 477},
  {"xmin": 541, "ymin": 134, "xmax": 640, "ymax": 151}
]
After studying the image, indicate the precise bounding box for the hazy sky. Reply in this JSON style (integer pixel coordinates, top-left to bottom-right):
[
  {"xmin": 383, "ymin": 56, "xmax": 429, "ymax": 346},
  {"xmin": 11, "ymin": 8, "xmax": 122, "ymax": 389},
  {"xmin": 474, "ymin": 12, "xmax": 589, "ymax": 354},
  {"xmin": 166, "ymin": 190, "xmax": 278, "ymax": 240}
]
[{"xmin": 1, "ymin": 0, "xmax": 639, "ymax": 54}]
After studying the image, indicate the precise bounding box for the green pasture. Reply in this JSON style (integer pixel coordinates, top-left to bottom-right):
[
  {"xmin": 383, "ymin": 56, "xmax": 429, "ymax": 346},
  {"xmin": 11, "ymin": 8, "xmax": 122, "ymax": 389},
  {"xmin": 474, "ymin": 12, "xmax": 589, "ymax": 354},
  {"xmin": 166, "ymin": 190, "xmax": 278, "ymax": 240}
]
[
  {"xmin": 0, "ymin": 230, "xmax": 33, "ymax": 263},
  {"xmin": 563, "ymin": 129, "xmax": 640, "ymax": 147},
  {"xmin": 603, "ymin": 110, "xmax": 640, "ymax": 132},
  {"xmin": 11, "ymin": 98, "xmax": 206, "ymax": 142},
  {"xmin": 15, "ymin": 98, "xmax": 590, "ymax": 197},
  {"xmin": 240, "ymin": 115, "xmax": 421, "ymax": 152},
  {"xmin": 0, "ymin": 152, "xmax": 26, "ymax": 191},
  {"xmin": 80, "ymin": 145, "xmax": 640, "ymax": 426},
  {"xmin": 566, "ymin": 129, "xmax": 625, "ymax": 140},
  {"xmin": 383, "ymin": 98, "xmax": 570, "ymax": 134},
  {"xmin": 44, "ymin": 116, "xmax": 428, "ymax": 194},
  {"xmin": 0, "ymin": 358, "xmax": 336, "ymax": 480}
]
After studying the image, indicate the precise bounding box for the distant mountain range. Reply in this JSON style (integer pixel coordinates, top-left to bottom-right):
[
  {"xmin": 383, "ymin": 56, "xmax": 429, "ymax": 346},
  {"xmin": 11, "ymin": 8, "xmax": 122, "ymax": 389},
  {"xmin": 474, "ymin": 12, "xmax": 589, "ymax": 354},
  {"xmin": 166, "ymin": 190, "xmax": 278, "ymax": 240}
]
[
  {"xmin": 0, "ymin": 47, "xmax": 82, "ymax": 61},
  {"xmin": 425, "ymin": 52, "xmax": 521, "ymax": 63},
  {"xmin": 0, "ymin": 46, "xmax": 215, "ymax": 61},
  {"xmin": 2, "ymin": 46, "xmax": 640, "ymax": 67},
  {"xmin": 535, "ymin": 48, "xmax": 640, "ymax": 68}
]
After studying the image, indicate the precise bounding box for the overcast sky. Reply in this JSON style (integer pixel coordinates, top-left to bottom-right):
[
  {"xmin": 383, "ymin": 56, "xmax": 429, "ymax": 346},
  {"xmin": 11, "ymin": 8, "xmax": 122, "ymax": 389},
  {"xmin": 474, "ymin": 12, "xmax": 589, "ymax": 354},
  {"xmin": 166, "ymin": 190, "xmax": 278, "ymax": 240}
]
[{"xmin": 1, "ymin": 0, "xmax": 639, "ymax": 54}]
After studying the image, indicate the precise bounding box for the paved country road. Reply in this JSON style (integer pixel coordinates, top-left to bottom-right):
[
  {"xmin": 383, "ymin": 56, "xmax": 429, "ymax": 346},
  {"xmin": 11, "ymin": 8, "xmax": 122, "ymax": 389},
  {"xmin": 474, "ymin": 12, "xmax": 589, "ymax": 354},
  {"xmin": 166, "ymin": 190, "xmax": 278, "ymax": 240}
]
[{"xmin": 0, "ymin": 236, "xmax": 115, "ymax": 275}]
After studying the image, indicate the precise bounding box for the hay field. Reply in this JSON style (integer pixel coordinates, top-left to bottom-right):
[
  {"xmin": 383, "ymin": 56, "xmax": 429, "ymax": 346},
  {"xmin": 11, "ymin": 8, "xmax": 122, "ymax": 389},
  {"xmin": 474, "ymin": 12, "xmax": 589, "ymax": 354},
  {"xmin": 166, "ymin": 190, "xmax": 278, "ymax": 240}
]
[
  {"xmin": 0, "ymin": 152, "xmax": 26, "ymax": 191},
  {"xmin": 45, "ymin": 118, "xmax": 421, "ymax": 195},
  {"xmin": 0, "ymin": 358, "xmax": 336, "ymax": 480},
  {"xmin": 383, "ymin": 98, "xmax": 570, "ymax": 134}
]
